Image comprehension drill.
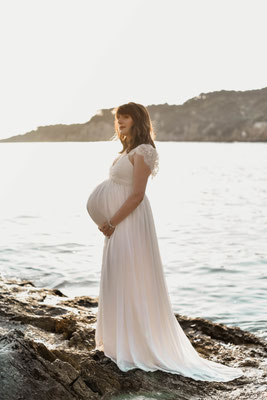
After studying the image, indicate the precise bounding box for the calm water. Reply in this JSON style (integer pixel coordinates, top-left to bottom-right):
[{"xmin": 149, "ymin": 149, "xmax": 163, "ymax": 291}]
[{"xmin": 0, "ymin": 141, "xmax": 266, "ymax": 339}]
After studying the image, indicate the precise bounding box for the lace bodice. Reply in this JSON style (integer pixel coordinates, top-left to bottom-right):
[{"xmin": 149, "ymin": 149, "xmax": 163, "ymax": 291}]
[
  {"xmin": 128, "ymin": 144, "xmax": 159, "ymax": 178},
  {"xmin": 109, "ymin": 143, "xmax": 159, "ymax": 186}
]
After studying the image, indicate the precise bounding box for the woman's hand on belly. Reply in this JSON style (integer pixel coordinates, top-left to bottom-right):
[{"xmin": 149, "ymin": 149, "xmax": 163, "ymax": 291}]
[{"xmin": 98, "ymin": 221, "xmax": 115, "ymax": 239}]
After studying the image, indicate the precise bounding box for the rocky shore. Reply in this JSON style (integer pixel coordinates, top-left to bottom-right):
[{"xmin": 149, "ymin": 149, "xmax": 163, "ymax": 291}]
[
  {"xmin": 1, "ymin": 87, "xmax": 267, "ymax": 143},
  {"xmin": 0, "ymin": 276, "xmax": 266, "ymax": 400}
]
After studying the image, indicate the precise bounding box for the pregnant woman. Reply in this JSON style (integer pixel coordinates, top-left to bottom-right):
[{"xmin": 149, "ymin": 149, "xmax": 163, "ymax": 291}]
[{"xmin": 86, "ymin": 102, "xmax": 244, "ymax": 381}]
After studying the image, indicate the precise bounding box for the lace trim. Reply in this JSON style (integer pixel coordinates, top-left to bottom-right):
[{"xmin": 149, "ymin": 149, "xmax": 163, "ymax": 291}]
[{"xmin": 129, "ymin": 144, "xmax": 159, "ymax": 179}]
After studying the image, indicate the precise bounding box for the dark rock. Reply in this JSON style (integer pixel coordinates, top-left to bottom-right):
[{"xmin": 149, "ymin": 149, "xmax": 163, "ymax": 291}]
[
  {"xmin": 61, "ymin": 296, "xmax": 99, "ymax": 308},
  {"xmin": 0, "ymin": 276, "xmax": 266, "ymax": 400}
]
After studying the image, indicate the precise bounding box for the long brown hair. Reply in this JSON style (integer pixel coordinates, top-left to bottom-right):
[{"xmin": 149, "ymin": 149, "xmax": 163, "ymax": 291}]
[{"xmin": 111, "ymin": 102, "xmax": 157, "ymax": 154}]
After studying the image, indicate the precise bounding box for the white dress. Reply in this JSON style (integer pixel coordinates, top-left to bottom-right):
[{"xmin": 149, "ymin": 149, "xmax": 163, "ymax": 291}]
[{"xmin": 86, "ymin": 143, "xmax": 244, "ymax": 382}]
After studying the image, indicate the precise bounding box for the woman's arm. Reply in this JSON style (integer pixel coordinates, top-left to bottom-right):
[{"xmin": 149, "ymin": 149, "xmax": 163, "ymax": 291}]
[
  {"xmin": 111, "ymin": 152, "xmax": 151, "ymax": 226},
  {"xmin": 99, "ymin": 153, "xmax": 151, "ymax": 236}
]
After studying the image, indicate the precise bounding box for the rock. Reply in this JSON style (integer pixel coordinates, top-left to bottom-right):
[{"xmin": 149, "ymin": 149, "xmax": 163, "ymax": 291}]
[
  {"xmin": 0, "ymin": 276, "xmax": 266, "ymax": 400},
  {"xmin": 1, "ymin": 87, "xmax": 267, "ymax": 143},
  {"xmin": 61, "ymin": 296, "xmax": 99, "ymax": 308}
]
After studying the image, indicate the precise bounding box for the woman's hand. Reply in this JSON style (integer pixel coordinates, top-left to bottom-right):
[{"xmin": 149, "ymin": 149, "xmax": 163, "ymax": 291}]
[{"xmin": 98, "ymin": 221, "xmax": 115, "ymax": 238}]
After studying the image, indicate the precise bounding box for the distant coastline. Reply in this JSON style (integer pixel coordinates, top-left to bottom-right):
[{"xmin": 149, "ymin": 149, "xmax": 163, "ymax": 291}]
[{"xmin": 1, "ymin": 87, "xmax": 267, "ymax": 143}]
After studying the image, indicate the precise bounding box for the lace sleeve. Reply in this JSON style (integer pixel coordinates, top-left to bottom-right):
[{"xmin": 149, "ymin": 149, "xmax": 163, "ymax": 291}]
[{"xmin": 130, "ymin": 144, "xmax": 159, "ymax": 179}]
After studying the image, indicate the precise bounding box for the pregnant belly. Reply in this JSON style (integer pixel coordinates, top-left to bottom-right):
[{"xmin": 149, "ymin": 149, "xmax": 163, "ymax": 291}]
[
  {"xmin": 87, "ymin": 178, "xmax": 132, "ymax": 227},
  {"xmin": 86, "ymin": 180, "xmax": 110, "ymax": 227}
]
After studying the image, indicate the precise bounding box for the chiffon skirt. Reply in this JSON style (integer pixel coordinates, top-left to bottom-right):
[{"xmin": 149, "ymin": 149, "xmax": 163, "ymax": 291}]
[{"xmin": 88, "ymin": 178, "xmax": 244, "ymax": 381}]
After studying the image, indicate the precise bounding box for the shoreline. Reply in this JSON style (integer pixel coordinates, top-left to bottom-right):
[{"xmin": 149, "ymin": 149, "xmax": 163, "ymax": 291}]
[{"xmin": 0, "ymin": 276, "xmax": 266, "ymax": 399}]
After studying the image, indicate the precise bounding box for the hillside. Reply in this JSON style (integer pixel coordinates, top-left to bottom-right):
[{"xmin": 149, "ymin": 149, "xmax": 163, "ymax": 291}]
[{"xmin": 1, "ymin": 87, "xmax": 267, "ymax": 142}]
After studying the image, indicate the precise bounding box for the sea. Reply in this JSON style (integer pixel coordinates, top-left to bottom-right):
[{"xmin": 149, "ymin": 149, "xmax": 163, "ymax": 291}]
[{"xmin": 0, "ymin": 141, "xmax": 266, "ymax": 340}]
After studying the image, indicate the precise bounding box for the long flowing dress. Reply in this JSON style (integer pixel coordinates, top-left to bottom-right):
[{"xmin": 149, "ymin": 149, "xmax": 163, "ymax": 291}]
[{"xmin": 86, "ymin": 143, "xmax": 244, "ymax": 382}]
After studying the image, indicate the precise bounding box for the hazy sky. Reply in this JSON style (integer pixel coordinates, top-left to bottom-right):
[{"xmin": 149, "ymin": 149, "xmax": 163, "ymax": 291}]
[{"xmin": 0, "ymin": 0, "xmax": 266, "ymax": 140}]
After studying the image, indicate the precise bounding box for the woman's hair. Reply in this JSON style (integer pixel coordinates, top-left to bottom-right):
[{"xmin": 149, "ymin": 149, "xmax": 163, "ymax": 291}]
[{"xmin": 111, "ymin": 102, "xmax": 157, "ymax": 154}]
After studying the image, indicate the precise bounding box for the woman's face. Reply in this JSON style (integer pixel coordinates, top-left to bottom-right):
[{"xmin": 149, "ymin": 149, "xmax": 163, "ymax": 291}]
[{"xmin": 116, "ymin": 113, "xmax": 134, "ymax": 139}]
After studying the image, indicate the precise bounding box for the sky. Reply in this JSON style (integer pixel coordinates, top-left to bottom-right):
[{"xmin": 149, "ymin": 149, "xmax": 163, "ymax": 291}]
[{"xmin": 0, "ymin": 0, "xmax": 266, "ymax": 140}]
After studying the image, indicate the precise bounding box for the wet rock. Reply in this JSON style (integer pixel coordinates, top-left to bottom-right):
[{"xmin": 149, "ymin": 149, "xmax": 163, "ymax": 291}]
[
  {"xmin": 61, "ymin": 296, "xmax": 99, "ymax": 308},
  {"xmin": 0, "ymin": 276, "xmax": 266, "ymax": 400}
]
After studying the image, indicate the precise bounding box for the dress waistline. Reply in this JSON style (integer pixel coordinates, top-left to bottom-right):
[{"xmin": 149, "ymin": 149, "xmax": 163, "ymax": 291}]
[{"xmin": 109, "ymin": 176, "xmax": 132, "ymax": 187}]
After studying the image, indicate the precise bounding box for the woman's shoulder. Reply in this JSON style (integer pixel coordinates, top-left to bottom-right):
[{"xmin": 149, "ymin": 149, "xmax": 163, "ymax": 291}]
[
  {"xmin": 128, "ymin": 143, "xmax": 159, "ymax": 178},
  {"xmin": 128, "ymin": 143, "xmax": 157, "ymax": 154}
]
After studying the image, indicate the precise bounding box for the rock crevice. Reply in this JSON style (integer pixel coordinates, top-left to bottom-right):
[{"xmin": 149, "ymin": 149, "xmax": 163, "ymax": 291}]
[{"xmin": 0, "ymin": 276, "xmax": 266, "ymax": 400}]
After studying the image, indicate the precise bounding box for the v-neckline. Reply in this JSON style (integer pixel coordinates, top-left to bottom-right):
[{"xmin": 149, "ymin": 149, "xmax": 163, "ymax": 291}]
[
  {"xmin": 112, "ymin": 145, "xmax": 144, "ymax": 168},
  {"xmin": 112, "ymin": 152, "xmax": 127, "ymax": 167},
  {"xmin": 111, "ymin": 151, "xmax": 134, "ymax": 168}
]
